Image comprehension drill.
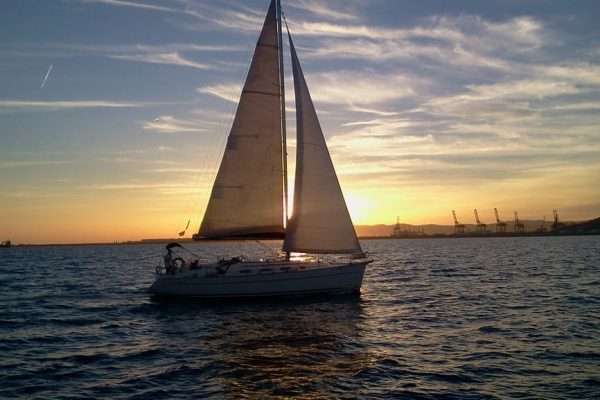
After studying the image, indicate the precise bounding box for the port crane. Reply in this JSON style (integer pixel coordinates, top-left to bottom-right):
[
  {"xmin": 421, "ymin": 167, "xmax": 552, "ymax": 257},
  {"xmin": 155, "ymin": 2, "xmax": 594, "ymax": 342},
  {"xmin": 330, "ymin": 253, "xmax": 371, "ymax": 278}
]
[
  {"xmin": 494, "ymin": 208, "xmax": 507, "ymax": 233},
  {"xmin": 393, "ymin": 216, "xmax": 401, "ymax": 237},
  {"xmin": 514, "ymin": 211, "xmax": 525, "ymax": 233},
  {"xmin": 474, "ymin": 209, "xmax": 487, "ymax": 233},
  {"xmin": 537, "ymin": 216, "xmax": 547, "ymax": 233},
  {"xmin": 552, "ymin": 209, "xmax": 560, "ymax": 230},
  {"xmin": 452, "ymin": 210, "xmax": 465, "ymax": 234}
]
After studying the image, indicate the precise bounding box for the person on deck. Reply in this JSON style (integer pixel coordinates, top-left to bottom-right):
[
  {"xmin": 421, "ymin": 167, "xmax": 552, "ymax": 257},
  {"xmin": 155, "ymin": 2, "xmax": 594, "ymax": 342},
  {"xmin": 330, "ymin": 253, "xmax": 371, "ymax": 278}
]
[{"xmin": 164, "ymin": 248, "xmax": 174, "ymax": 274}]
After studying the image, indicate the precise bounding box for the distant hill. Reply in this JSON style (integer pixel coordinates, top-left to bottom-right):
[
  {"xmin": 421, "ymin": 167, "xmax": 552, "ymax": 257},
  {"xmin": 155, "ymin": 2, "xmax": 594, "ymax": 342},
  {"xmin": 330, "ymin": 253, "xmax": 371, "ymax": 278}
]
[
  {"xmin": 553, "ymin": 217, "xmax": 600, "ymax": 235},
  {"xmin": 354, "ymin": 219, "xmax": 593, "ymax": 237}
]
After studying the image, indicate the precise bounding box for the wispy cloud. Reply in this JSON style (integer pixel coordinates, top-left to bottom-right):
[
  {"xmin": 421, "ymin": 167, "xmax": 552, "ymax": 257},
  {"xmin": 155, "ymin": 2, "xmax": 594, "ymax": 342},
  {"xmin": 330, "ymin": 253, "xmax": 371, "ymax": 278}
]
[
  {"xmin": 196, "ymin": 83, "xmax": 242, "ymax": 103},
  {"xmin": 418, "ymin": 79, "xmax": 584, "ymax": 120},
  {"xmin": 108, "ymin": 51, "xmax": 212, "ymax": 69},
  {"xmin": 287, "ymin": 0, "xmax": 360, "ymax": 21},
  {"xmin": 481, "ymin": 16, "xmax": 543, "ymax": 51},
  {"xmin": 141, "ymin": 115, "xmax": 205, "ymax": 133},
  {"xmin": 534, "ymin": 63, "xmax": 600, "ymax": 85},
  {"xmin": 179, "ymin": 1, "xmax": 264, "ymax": 32},
  {"xmin": 83, "ymin": 181, "xmax": 206, "ymax": 196},
  {"xmin": 306, "ymin": 71, "xmax": 417, "ymax": 105},
  {"xmin": 0, "ymin": 99, "xmax": 144, "ymax": 111},
  {"xmin": 347, "ymin": 104, "xmax": 398, "ymax": 116},
  {"xmin": 550, "ymin": 101, "xmax": 600, "ymax": 111},
  {"xmin": 197, "ymin": 71, "xmax": 417, "ymax": 107},
  {"xmin": 0, "ymin": 160, "xmax": 77, "ymax": 168},
  {"xmin": 74, "ymin": 0, "xmax": 178, "ymax": 13},
  {"xmin": 141, "ymin": 167, "xmax": 200, "ymax": 173}
]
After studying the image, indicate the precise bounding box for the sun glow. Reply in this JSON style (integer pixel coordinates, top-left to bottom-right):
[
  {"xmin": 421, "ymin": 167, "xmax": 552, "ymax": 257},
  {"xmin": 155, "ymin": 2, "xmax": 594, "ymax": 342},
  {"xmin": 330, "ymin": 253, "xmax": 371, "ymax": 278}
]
[{"xmin": 344, "ymin": 193, "xmax": 371, "ymax": 225}]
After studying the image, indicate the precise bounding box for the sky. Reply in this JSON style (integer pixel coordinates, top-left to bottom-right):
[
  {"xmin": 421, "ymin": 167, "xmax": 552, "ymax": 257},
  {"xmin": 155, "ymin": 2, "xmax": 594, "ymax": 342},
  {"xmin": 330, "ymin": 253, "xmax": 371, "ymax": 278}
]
[{"xmin": 1, "ymin": 0, "xmax": 599, "ymax": 244}]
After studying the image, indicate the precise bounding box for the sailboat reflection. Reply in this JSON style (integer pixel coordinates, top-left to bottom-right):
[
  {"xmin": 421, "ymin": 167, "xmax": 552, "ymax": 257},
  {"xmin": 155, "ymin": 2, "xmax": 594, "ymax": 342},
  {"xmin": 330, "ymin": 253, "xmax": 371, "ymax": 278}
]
[
  {"xmin": 149, "ymin": 296, "xmax": 375, "ymax": 397},
  {"xmin": 204, "ymin": 298, "xmax": 373, "ymax": 397}
]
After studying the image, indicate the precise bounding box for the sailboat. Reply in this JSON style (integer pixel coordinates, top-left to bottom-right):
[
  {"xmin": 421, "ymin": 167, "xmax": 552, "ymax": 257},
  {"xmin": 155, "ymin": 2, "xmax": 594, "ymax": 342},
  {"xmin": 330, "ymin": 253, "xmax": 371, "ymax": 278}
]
[{"xmin": 149, "ymin": 0, "xmax": 371, "ymax": 298}]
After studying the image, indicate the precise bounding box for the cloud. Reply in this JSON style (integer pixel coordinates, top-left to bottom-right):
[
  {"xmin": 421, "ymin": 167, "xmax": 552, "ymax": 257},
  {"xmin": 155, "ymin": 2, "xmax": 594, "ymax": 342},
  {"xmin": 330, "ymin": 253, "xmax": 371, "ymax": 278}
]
[
  {"xmin": 550, "ymin": 102, "xmax": 600, "ymax": 111},
  {"xmin": 481, "ymin": 16, "xmax": 543, "ymax": 51},
  {"xmin": 74, "ymin": 0, "xmax": 178, "ymax": 13},
  {"xmin": 303, "ymin": 70, "xmax": 417, "ymax": 105},
  {"xmin": 141, "ymin": 115, "xmax": 205, "ymax": 133},
  {"xmin": 108, "ymin": 51, "xmax": 212, "ymax": 69},
  {"xmin": 141, "ymin": 167, "xmax": 201, "ymax": 173},
  {"xmin": 466, "ymin": 80, "xmax": 583, "ymax": 100},
  {"xmin": 0, "ymin": 160, "xmax": 77, "ymax": 168},
  {"xmin": 132, "ymin": 43, "xmax": 244, "ymax": 53},
  {"xmin": 179, "ymin": 1, "xmax": 264, "ymax": 32},
  {"xmin": 278, "ymin": 14, "xmax": 547, "ymax": 81},
  {"xmin": 83, "ymin": 181, "xmax": 207, "ymax": 196},
  {"xmin": 287, "ymin": 0, "xmax": 360, "ymax": 21},
  {"xmin": 31, "ymin": 42, "xmax": 243, "ymax": 57},
  {"xmin": 196, "ymin": 83, "xmax": 242, "ymax": 103},
  {"xmin": 302, "ymin": 37, "xmax": 511, "ymax": 73},
  {"xmin": 347, "ymin": 104, "xmax": 398, "ymax": 116},
  {"xmin": 0, "ymin": 100, "xmax": 144, "ymax": 111},
  {"xmin": 417, "ymin": 79, "xmax": 584, "ymax": 121},
  {"xmin": 535, "ymin": 63, "xmax": 600, "ymax": 85}
]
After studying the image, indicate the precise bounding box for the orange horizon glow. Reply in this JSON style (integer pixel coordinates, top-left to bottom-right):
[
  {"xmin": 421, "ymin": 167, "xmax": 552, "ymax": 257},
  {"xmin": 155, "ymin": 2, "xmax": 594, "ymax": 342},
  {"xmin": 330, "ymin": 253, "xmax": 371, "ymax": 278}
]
[{"xmin": 2, "ymin": 184, "xmax": 598, "ymax": 245}]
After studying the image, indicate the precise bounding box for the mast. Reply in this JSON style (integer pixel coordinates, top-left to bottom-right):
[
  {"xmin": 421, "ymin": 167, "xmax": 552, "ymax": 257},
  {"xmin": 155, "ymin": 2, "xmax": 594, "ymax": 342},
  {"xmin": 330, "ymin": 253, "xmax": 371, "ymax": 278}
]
[
  {"xmin": 276, "ymin": 0, "xmax": 288, "ymax": 227},
  {"xmin": 276, "ymin": 0, "xmax": 290, "ymax": 260}
]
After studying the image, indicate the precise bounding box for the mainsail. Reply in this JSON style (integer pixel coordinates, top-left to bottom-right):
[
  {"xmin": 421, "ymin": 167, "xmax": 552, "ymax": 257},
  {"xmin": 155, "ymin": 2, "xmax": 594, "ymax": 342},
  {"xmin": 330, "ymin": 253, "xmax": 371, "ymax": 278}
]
[
  {"xmin": 282, "ymin": 35, "xmax": 363, "ymax": 255},
  {"xmin": 197, "ymin": 0, "xmax": 285, "ymax": 239}
]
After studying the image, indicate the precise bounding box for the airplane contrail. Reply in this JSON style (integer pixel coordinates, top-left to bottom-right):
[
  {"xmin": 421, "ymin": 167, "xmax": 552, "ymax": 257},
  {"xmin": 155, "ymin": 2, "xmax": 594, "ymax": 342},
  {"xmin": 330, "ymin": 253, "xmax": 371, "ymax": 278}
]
[{"xmin": 41, "ymin": 64, "xmax": 53, "ymax": 88}]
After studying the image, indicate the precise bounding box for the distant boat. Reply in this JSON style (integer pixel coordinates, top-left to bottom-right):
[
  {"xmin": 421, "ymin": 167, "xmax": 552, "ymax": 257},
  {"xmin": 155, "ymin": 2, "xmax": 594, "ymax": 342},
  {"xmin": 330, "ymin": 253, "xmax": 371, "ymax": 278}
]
[
  {"xmin": 1, "ymin": 240, "xmax": 11, "ymax": 248},
  {"xmin": 150, "ymin": 0, "xmax": 371, "ymax": 298}
]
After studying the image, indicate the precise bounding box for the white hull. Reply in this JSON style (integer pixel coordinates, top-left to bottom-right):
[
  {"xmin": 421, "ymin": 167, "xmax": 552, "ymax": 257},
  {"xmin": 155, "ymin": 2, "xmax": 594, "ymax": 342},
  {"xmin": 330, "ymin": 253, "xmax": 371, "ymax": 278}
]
[{"xmin": 149, "ymin": 260, "xmax": 367, "ymax": 298}]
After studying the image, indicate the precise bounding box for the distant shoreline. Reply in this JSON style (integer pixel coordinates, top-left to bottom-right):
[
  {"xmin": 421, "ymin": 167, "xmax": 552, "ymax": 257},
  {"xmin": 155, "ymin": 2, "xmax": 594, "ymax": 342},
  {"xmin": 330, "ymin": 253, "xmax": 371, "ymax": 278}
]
[
  {"xmin": 364, "ymin": 231, "xmax": 600, "ymax": 240},
  {"xmin": 5, "ymin": 231, "xmax": 599, "ymax": 247}
]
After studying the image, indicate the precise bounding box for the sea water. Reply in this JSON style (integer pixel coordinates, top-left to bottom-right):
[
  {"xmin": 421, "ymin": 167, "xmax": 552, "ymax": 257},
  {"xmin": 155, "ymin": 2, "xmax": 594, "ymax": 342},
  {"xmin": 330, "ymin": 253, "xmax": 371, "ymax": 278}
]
[{"xmin": 0, "ymin": 236, "xmax": 598, "ymax": 399}]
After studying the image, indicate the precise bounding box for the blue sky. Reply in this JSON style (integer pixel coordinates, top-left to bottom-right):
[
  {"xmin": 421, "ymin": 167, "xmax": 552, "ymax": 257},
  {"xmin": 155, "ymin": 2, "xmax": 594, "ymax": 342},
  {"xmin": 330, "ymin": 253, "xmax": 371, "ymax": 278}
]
[{"xmin": 1, "ymin": 0, "xmax": 599, "ymax": 243}]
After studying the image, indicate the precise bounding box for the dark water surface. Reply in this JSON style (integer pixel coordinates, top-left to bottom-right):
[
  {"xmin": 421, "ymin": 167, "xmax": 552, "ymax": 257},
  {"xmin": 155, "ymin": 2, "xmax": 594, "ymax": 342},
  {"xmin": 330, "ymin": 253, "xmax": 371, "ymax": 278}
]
[{"xmin": 1, "ymin": 236, "xmax": 599, "ymax": 399}]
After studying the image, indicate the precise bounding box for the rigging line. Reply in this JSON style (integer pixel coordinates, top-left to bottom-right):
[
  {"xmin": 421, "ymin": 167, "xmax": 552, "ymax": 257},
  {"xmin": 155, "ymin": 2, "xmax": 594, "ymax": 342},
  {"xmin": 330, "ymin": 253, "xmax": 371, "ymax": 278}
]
[
  {"xmin": 197, "ymin": 0, "xmax": 286, "ymax": 238},
  {"xmin": 176, "ymin": 4, "xmax": 273, "ymax": 237},
  {"xmin": 237, "ymin": 240, "xmax": 245, "ymax": 257},
  {"xmin": 178, "ymin": 64, "xmax": 245, "ymax": 235},
  {"xmin": 175, "ymin": 21, "xmax": 258, "ymax": 238},
  {"xmin": 282, "ymin": 10, "xmax": 291, "ymax": 37},
  {"xmin": 254, "ymin": 240, "xmax": 274, "ymax": 252},
  {"xmin": 178, "ymin": 244, "xmax": 201, "ymax": 258},
  {"xmin": 192, "ymin": 4, "xmax": 264, "ymax": 229}
]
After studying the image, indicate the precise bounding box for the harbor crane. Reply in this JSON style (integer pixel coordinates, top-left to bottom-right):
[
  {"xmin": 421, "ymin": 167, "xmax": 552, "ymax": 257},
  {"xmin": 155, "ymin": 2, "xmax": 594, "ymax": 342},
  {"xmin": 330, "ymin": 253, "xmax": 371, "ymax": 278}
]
[
  {"xmin": 552, "ymin": 209, "xmax": 560, "ymax": 230},
  {"xmin": 494, "ymin": 208, "xmax": 507, "ymax": 233},
  {"xmin": 452, "ymin": 210, "xmax": 465, "ymax": 234},
  {"xmin": 514, "ymin": 211, "xmax": 525, "ymax": 233},
  {"xmin": 474, "ymin": 209, "xmax": 487, "ymax": 233},
  {"xmin": 537, "ymin": 216, "xmax": 547, "ymax": 233},
  {"xmin": 393, "ymin": 216, "xmax": 401, "ymax": 237}
]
